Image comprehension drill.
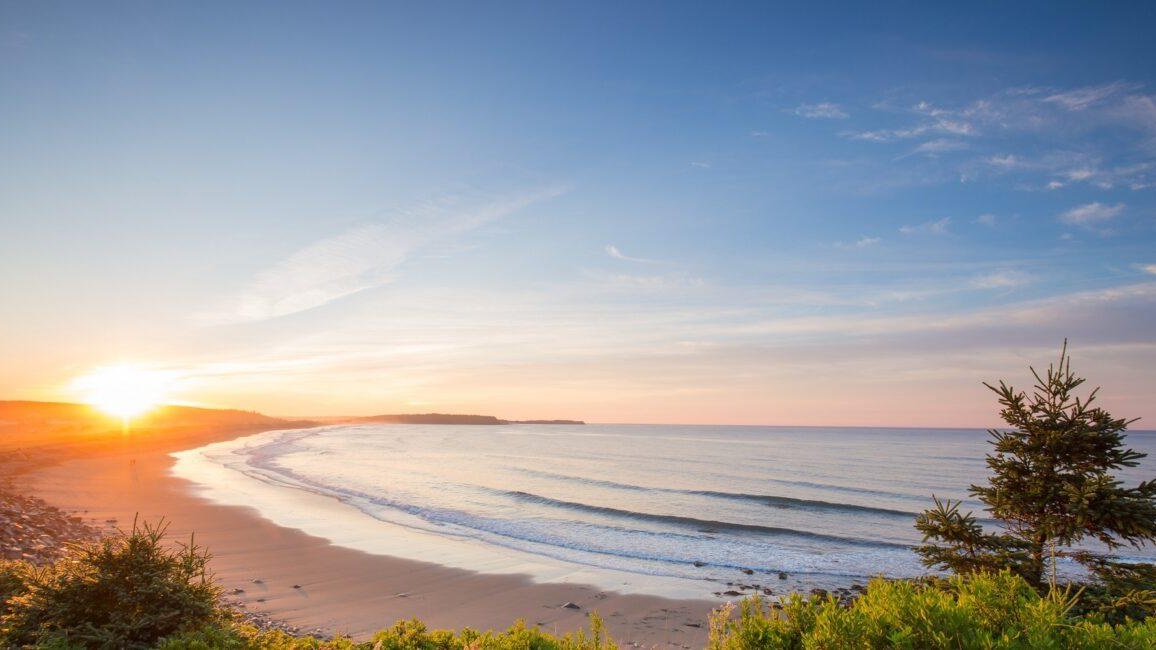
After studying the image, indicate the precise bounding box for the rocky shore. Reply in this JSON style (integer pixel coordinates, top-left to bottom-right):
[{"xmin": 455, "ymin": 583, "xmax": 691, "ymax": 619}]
[{"xmin": 0, "ymin": 482, "xmax": 98, "ymax": 564}]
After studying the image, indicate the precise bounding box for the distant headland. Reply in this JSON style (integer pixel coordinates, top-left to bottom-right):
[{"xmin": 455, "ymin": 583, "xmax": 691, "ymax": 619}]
[{"xmin": 357, "ymin": 413, "xmax": 585, "ymax": 425}]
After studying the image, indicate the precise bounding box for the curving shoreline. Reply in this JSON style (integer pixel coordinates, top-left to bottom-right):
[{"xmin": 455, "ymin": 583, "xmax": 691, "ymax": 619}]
[{"xmin": 7, "ymin": 423, "xmax": 717, "ymax": 648}]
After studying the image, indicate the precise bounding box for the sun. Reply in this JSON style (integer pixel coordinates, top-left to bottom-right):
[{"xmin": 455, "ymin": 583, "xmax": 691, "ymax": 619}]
[{"xmin": 72, "ymin": 365, "xmax": 173, "ymax": 421}]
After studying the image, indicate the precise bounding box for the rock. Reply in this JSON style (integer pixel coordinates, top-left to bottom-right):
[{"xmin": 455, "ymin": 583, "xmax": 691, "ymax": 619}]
[
  {"xmin": 252, "ymin": 578, "xmax": 264, "ymax": 584},
  {"xmin": 562, "ymin": 601, "xmax": 581, "ymax": 610},
  {"xmin": 741, "ymin": 568, "xmax": 754, "ymax": 575},
  {"xmin": 693, "ymin": 561, "xmax": 705, "ymax": 567},
  {"xmin": 762, "ymin": 588, "xmax": 773, "ymax": 595},
  {"xmin": 231, "ymin": 588, "xmax": 245, "ymax": 595},
  {"xmin": 810, "ymin": 588, "xmax": 828, "ymax": 598},
  {"xmin": 292, "ymin": 584, "xmax": 302, "ymax": 589},
  {"xmin": 723, "ymin": 590, "xmax": 742, "ymax": 596},
  {"xmin": 684, "ymin": 623, "xmax": 702, "ymax": 628},
  {"xmin": 777, "ymin": 572, "xmax": 788, "ymax": 580}
]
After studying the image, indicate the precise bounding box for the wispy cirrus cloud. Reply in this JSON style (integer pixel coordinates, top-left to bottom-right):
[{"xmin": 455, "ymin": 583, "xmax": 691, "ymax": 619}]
[
  {"xmin": 583, "ymin": 269, "xmax": 705, "ymax": 291},
  {"xmin": 970, "ymin": 270, "xmax": 1029, "ymax": 290},
  {"xmin": 792, "ymin": 102, "xmax": 849, "ymax": 119},
  {"xmin": 843, "ymin": 82, "xmax": 1156, "ymax": 191},
  {"xmin": 605, "ymin": 245, "xmax": 661, "ymax": 264},
  {"xmin": 1059, "ymin": 202, "xmax": 1124, "ymax": 226},
  {"xmin": 1135, "ymin": 263, "xmax": 1156, "ymax": 275},
  {"xmin": 899, "ymin": 217, "xmax": 951, "ymax": 235},
  {"xmin": 1044, "ymin": 81, "xmax": 1140, "ymax": 111},
  {"xmin": 912, "ymin": 138, "xmax": 969, "ymax": 156},
  {"xmin": 199, "ymin": 186, "xmax": 570, "ymax": 324},
  {"xmin": 834, "ymin": 235, "xmax": 882, "ymax": 249}
]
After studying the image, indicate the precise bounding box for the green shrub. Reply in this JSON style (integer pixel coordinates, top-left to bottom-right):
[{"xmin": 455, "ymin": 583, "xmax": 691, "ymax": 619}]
[
  {"xmin": 369, "ymin": 615, "xmax": 614, "ymax": 650},
  {"xmin": 160, "ymin": 616, "xmax": 614, "ymax": 650},
  {"xmin": 0, "ymin": 517, "xmax": 219, "ymax": 649},
  {"xmin": 706, "ymin": 571, "xmax": 1156, "ymax": 649},
  {"xmin": 0, "ymin": 559, "xmax": 30, "ymax": 614}
]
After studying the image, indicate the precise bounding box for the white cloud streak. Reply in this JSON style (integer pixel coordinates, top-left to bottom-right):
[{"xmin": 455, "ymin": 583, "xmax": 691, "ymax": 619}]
[
  {"xmin": 912, "ymin": 138, "xmax": 968, "ymax": 156},
  {"xmin": 793, "ymin": 102, "xmax": 849, "ymax": 119},
  {"xmin": 899, "ymin": 217, "xmax": 951, "ymax": 235},
  {"xmin": 200, "ymin": 186, "xmax": 570, "ymax": 324},
  {"xmin": 605, "ymin": 245, "xmax": 661, "ymax": 264},
  {"xmin": 835, "ymin": 236, "xmax": 881, "ymax": 249},
  {"xmin": 1059, "ymin": 202, "xmax": 1124, "ymax": 226},
  {"xmin": 970, "ymin": 270, "xmax": 1027, "ymax": 290},
  {"xmin": 1044, "ymin": 81, "xmax": 1139, "ymax": 111}
]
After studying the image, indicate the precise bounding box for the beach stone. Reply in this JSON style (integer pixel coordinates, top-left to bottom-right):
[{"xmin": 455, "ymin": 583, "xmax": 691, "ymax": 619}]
[
  {"xmin": 693, "ymin": 561, "xmax": 705, "ymax": 567},
  {"xmin": 777, "ymin": 571, "xmax": 788, "ymax": 580},
  {"xmin": 741, "ymin": 568, "xmax": 754, "ymax": 575},
  {"xmin": 292, "ymin": 584, "xmax": 302, "ymax": 589},
  {"xmin": 562, "ymin": 601, "xmax": 581, "ymax": 610},
  {"xmin": 723, "ymin": 590, "xmax": 742, "ymax": 596},
  {"xmin": 810, "ymin": 588, "xmax": 828, "ymax": 598}
]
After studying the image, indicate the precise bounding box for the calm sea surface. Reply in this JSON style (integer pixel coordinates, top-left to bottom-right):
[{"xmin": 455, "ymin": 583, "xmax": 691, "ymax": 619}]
[{"xmin": 172, "ymin": 424, "xmax": 1156, "ymax": 598}]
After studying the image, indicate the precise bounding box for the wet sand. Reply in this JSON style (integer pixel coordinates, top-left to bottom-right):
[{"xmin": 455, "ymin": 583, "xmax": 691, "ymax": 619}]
[{"xmin": 18, "ymin": 431, "xmax": 717, "ymax": 648}]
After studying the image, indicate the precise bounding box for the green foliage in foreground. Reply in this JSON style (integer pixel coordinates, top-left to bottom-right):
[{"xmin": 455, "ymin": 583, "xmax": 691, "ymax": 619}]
[
  {"xmin": 0, "ymin": 518, "xmax": 218, "ymax": 649},
  {"xmin": 158, "ymin": 616, "xmax": 616, "ymax": 650},
  {"xmin": 915, "ymin": 342, "xmax": 1156, "ymax": 614},
  {"xmin": 706, "ymin": 572, "xmax": 1156, "ymax": 650},
  {"xmin": 4, "ymin": 520, "xmax": 1156, "ymax": 649}
]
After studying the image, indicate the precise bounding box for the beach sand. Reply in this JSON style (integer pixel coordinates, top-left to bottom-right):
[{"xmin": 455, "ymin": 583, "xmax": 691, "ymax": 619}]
[{"xmin": 12, "ymin": 421, "xmax": 717, "ymax": 648}]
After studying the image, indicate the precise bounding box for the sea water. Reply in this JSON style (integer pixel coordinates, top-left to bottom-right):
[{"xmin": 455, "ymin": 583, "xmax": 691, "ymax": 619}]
[{"xmin": 171, "ymin": 424, "xmax": 1156, "ymax": 599}]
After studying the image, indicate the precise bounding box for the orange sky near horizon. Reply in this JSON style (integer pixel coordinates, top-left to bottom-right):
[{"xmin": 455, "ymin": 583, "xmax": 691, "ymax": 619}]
[{"xmin": 7, "ymin": 342, "xmax": 1149, "ymax": 430}]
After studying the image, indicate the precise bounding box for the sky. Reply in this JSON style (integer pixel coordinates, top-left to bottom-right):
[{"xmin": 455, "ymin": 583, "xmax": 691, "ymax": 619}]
[{"xmin": 2, "ymin": 1, "xmax": 1155, "ymax": 427}]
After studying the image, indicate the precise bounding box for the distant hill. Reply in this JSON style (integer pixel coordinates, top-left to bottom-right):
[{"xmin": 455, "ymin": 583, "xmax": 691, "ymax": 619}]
[
  {"xmin": 0, "ymin": 401, "xmax": 314, "ymax": 470},
  {"xmin": 357, "ymin": 413, "xmax": 584, "ymax": 425}
]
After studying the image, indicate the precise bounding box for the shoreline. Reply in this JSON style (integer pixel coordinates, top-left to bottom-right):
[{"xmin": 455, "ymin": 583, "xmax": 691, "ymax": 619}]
[{"xmin": 14, "ymin": 426, "xmax": 719, "ymax": 648}]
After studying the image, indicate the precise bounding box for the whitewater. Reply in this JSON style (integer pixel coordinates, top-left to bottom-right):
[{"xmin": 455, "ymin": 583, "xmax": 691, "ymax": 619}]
[{"xmin": 171, "ymin": 423, "xmax": 1156, "ymax": 599}]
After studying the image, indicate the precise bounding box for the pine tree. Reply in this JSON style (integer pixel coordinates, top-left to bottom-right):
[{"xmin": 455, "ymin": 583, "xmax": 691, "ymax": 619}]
[{"xmin": 915, "ymin": 342, "xmax": 1156, "ymax": 604}]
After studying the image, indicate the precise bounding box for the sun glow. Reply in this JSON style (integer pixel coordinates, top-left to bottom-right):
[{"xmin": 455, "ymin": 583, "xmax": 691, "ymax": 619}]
[{"xmin": 72, "ymin": 365, "xmax": 173, "ymax": 421}]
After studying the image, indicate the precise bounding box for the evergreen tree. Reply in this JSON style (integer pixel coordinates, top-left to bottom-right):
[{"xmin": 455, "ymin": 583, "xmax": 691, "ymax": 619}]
[{"xmin": 915, "ymin": 342, "xmax": 1156, "ymax": 603}]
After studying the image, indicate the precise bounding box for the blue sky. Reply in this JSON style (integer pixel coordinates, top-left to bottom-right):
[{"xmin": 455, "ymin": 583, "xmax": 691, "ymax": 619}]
[{"xmin": 2, "ymin": 2, "xmax": 1155, "ymax": 425}]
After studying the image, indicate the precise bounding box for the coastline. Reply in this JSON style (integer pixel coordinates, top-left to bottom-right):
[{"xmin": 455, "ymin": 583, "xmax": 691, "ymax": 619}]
[{"xmin": 15, "ymin": 425, "xmax": 718, "ymax": 648}]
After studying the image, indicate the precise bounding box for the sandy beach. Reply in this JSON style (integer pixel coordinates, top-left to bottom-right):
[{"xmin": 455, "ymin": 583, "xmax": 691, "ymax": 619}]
[{"xmin": 8, "ymin": 415, "xmax": 716, "ymax": 648}]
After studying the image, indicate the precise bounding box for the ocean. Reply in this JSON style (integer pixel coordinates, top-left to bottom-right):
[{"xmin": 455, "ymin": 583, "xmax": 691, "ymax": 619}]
[{"xmin": 171, "ymin": 423, "xmax": 1156, "ymax": 599}]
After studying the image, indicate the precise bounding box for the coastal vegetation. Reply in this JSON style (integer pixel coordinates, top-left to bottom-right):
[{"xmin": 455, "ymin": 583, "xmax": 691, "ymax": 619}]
[
  {"xmin": 1, "ymin": 518, "xmax": 217, "ymax": 649},
  {"xmin": 915, "ymin": 342, "xmax": 1156, "ymax": 622},
  {"xmin": 3, "ymin": 516, "xmax": 1156, "ymax": 648},
  {"xmin": 705, "ymin": 572, "xmax": 1156, "ymax": 649}
]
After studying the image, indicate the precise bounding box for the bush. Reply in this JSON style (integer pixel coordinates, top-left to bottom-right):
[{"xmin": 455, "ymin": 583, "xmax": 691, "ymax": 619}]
[
  {"xmin": 706, "ymin": 571, "xmax": 1156, "ymax": 649},
  {"xmin": 159, "ymin": 615, "xmax": 615, "ymax": 650},
  {"xmin": 0, "ymin": 559, "xmax": 30, "ymax": 613},
  {"xmin": 369, "ymin": 616, "xmax": 614, "ymax": 650},
  {"xmin": 0, "ymin": 517, "xmax": 219, "ymax": 649}
]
